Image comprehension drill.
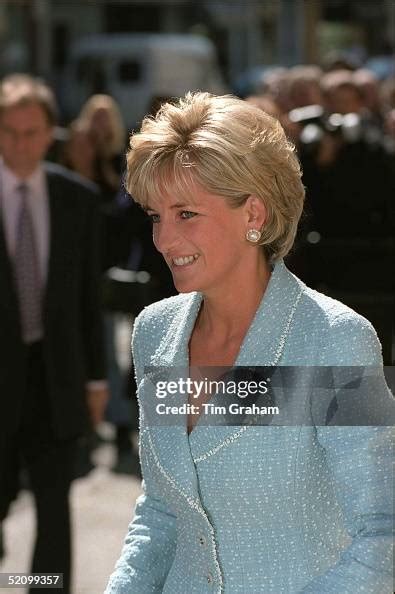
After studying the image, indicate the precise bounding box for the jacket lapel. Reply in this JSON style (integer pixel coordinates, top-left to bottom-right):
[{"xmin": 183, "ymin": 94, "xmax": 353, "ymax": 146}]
[
  {"xmin": 235, "ymin": 260, "xmax": 305, "ymax": 366},
  {"xmin": 43, "ymin": 171, "xmax": 76, "ymax": 318},
  {"xmin": 143, "ymin": 292, "xmax": 203, "ymax": 501},
  {"xmin": 0, "ymin": 216, "xmax": 20, "ymax": 329},
  {"xmin": 145, "ymin": 261, "xmax": 306, "ymax": 493},
  {"xmin": 188, "ymin": 260, "xmax": 306, "ymax": 460},
  {"xmin": 151, "ymin": 291, "xmax": 203, "ymax": 367}
]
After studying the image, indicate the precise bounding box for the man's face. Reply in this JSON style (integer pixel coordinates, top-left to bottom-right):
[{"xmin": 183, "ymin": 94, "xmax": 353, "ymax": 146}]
[{"xmin": 0, "ymin": 103, "xmax": 53, "ymax": 178}]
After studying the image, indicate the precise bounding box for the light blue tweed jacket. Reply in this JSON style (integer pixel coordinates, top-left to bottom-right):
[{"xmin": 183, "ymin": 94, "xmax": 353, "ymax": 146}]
[{"xmin": 105, "ymin": 260, "xmax": 393, "ymax": 594}]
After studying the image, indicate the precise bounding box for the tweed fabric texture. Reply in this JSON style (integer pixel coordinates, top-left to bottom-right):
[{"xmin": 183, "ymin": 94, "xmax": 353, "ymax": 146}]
[{"xmin": 105, "ymin": 260, "xmax": 393, "ymax": 594}]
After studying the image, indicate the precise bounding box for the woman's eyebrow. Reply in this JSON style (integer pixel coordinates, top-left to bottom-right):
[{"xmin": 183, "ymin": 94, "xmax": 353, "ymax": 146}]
[
  {"xmin": 145, "ymin": 202, "xmax": 195, "ymax": 211},
  {"xmin": 170, "ymin": 202, "xmax": 193, "ymax": 209}
]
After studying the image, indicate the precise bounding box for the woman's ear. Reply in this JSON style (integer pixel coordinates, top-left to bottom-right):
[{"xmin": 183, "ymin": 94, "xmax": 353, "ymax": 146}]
[{"xmin": 245, "ymin": 194, "xmax": 267, "ymax": 229}]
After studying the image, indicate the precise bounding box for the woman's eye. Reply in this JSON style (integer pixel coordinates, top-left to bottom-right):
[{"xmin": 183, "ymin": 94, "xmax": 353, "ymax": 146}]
[
  {"xmin": 180, "ymin": 210, "xmax": 197, "ymax": 219},
  {"xmin": 147, "ymin": 213, "xmax": 160, "ymax": 223}
]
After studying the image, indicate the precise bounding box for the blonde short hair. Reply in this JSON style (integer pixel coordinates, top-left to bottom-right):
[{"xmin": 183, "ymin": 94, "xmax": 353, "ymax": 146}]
[{"xmin": 126, "ymin": 92, "xmax": 305, "ymax": 261}]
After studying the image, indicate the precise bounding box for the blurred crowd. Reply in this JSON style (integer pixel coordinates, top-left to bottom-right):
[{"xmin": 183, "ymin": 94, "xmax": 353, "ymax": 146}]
[
  {"xmin": 241, "ymin": 60, "xmax": 395, "ymax": 363},
  {"xmin": 0, "ymin": 56, "xmax": 394, "ymax": 590}
]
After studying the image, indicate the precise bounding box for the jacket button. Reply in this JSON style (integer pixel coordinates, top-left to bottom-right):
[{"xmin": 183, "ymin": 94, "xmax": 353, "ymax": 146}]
[
  {"xmin": 207, "ymin": 572, "xmax": 213, "ymax": 584},
  {"xmin": 199, "ymin": 535, "xmax": 207, "ymax": 547}
]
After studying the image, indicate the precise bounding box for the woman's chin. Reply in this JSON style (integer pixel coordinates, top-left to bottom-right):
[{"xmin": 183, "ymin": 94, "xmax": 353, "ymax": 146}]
[
  {"xmin": 173, "ymin": 280, "xmax": 199, "ymax": 294},
  {"xmin": 171, "ymin": 272, "xmax": 202, "ymax": 294}
]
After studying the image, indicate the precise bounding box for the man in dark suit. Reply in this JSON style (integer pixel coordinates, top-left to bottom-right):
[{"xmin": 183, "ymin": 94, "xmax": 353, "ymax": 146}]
[{"xmin": 0, "ymin": 74, "xmax": 107, "ymax": 592}]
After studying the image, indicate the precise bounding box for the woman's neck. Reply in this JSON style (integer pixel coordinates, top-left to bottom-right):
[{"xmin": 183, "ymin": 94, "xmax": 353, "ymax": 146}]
[{"xmin": 196, "ymin": 261, "xmax": 272, "ymax": 343}]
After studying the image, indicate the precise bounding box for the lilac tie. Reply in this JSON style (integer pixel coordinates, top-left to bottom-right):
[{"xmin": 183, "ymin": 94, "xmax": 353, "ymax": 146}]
[{"xmin": 14, "ymin": 183, "xmax": 43, "ymax": 343}]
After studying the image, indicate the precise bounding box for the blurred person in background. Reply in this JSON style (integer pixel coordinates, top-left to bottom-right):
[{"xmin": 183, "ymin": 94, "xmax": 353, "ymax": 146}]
[
  {"xmin": 381, "ymin": 76, "xmax": 395, "ymax": 113},
  {"xmin": 237, "ymin": 63, "xmax": 394, "ymax": 361},
  {"xmin": 381, "ymin": 77, "xmax": 395, "ymax": 150},
  {"xmin": 64, "ymin": 94, "xmax": 127, "ymax": 273},
  {"xmin": 62, "ymin": 94, "xmax": 139, "ymax": 474},
  {"xmin": 321, "ymin": 50, "xmax": 359, "ymax": 73},
  {"xmin": 0, "ymin": 74, "xmax": 107, "ymax": 592},
  {"xmin": 100, "ymin": 96, "xmax": 177, "ymax": 473},
  {"xmin": 286, "ymin": 65, "xmax": 324, "ymax": 110},
  {"xmin": 259, "ymin": 67, "xmax": 293, "ymax": 114},
  {"xmin": 61, "ymin": 120, "xmax": 97, "ymax": 183},
  {"xmin": 353, "ymin": 68, "xmax": 383, "ymax": 126},
  {"xmin": 244, "ymin": 94, "xmax": 282, "ymax": 120},
  {"xmin": 76, "ymin": 94, "xmax": 125, "ymax": 203},
  {"xmin": 64, "ymin": 93, "xmax": 174, "ymax": 476},
  {"xmin": 320, "ymin": 69, "xmax": 365, "ymax": 115},
  {"xmin": 279, "ymin": 66, "xmax": 324, "ymax": 143},
  {"xmin": 290, "ymin": 68, "xmax": 395, "ymax": 362}
]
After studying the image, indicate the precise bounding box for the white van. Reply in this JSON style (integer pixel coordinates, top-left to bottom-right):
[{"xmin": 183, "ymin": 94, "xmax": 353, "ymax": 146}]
[{"xmin": 60, "ymin": 33, "xmax": 226, "ymax": 128}]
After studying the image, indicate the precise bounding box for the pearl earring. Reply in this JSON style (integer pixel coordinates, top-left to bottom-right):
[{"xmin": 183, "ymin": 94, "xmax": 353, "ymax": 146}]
[{"xmin": 246, "ymin": 229, "xmax": 262, "ymax": 243}]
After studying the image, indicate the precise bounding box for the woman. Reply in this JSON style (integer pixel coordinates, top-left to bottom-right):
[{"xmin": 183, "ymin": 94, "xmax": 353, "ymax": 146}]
[
  {"xmin": 62, "ymin": 100, "xmax": 140, "ymax": 473},
  {"xmin": 76, "ymin": 93, "xmax": 126, "ymax": 201},
  {"xmin": 61, "ymin": 120, "xmax": 97, "ymax": 181},
  {"xmin": 105, "ymin": 93, "xmax": 393, "ymax": 593}
]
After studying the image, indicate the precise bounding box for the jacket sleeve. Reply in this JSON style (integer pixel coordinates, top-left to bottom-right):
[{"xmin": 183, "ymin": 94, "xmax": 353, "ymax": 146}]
[
  {"xmin": 104, "ymin": 486, "xmax": 177, "ymax": 594},
  {"xmin": 104, "ymin": 309, "xmax": 177, "ymax": 594},
  {"xmin": 301, "ymin": 314, "xmax": 394, "ymax": 593}
]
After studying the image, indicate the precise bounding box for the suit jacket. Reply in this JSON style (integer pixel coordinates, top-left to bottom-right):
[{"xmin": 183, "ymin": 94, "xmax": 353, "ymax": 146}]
[
  {"xmin": 0, "ymin": 162, "xmax": 106, "ymax": 440},
  {"xmin": 106, "ymin": 261, "xmax": 393, "ymax": 594}
]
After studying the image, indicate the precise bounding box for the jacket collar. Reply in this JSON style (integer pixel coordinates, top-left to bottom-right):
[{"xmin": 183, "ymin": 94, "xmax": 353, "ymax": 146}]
[
  {"xmin": 144, "ymin": 260, "xmax": 306, "ymax": 500},
  {"xmin": 151, "ymin": 259, "xmax": 305, "ymax": 369}
]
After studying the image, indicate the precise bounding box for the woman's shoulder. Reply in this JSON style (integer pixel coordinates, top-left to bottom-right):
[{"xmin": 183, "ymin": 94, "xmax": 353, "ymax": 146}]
[
  {"xmin": 299, "ymin": 284, "xmax": 383, "ymax": 366},
  {"xmin": 301, "ymin": 283, "xmax": 374, "ymax": 331},
  {"xmin": 278, "ymin": 262, "xmax": 378, "ymax": 340},
  {"xmin": 133, "ymin": 292, "xmax": 194, "ymax": 336},
  {"xmin": 131, "ymin": 293, "xmax": 194, "ymax": 374}
]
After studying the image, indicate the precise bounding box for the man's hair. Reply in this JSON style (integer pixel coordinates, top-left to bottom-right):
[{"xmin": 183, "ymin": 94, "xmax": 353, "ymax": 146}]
[
  {"xmin": 0, "ymin": 73, "xmax": 57, "ymax": 125},
  {"xmin": 126, "ymin": 92, "xmax": 305, "ymax": 262}
]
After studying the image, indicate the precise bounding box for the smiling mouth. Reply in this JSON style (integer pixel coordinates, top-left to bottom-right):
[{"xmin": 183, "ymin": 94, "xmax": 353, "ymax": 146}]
[{"xmin": 172, "ymin": 254, "xmax": 199, "ymax": 267}]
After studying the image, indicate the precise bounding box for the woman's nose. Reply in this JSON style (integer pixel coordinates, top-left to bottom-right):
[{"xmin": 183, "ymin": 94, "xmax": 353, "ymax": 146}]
[{"xmin": 153, "ymin": 220, "xmax": 180, "ymax": 255}]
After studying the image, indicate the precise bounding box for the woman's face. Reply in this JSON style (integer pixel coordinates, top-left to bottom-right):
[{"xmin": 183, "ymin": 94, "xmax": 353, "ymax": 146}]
[
  {"xmin": 90, "ymin": 108, "xmax": 112, "ymax": 142},
  {"xmin": 146, "ymin": 184, "xmax": 264, "ymax": 297},
  {"xmin": 67, "ymin": 129, "xmax": 95, "ymax": 166}
]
